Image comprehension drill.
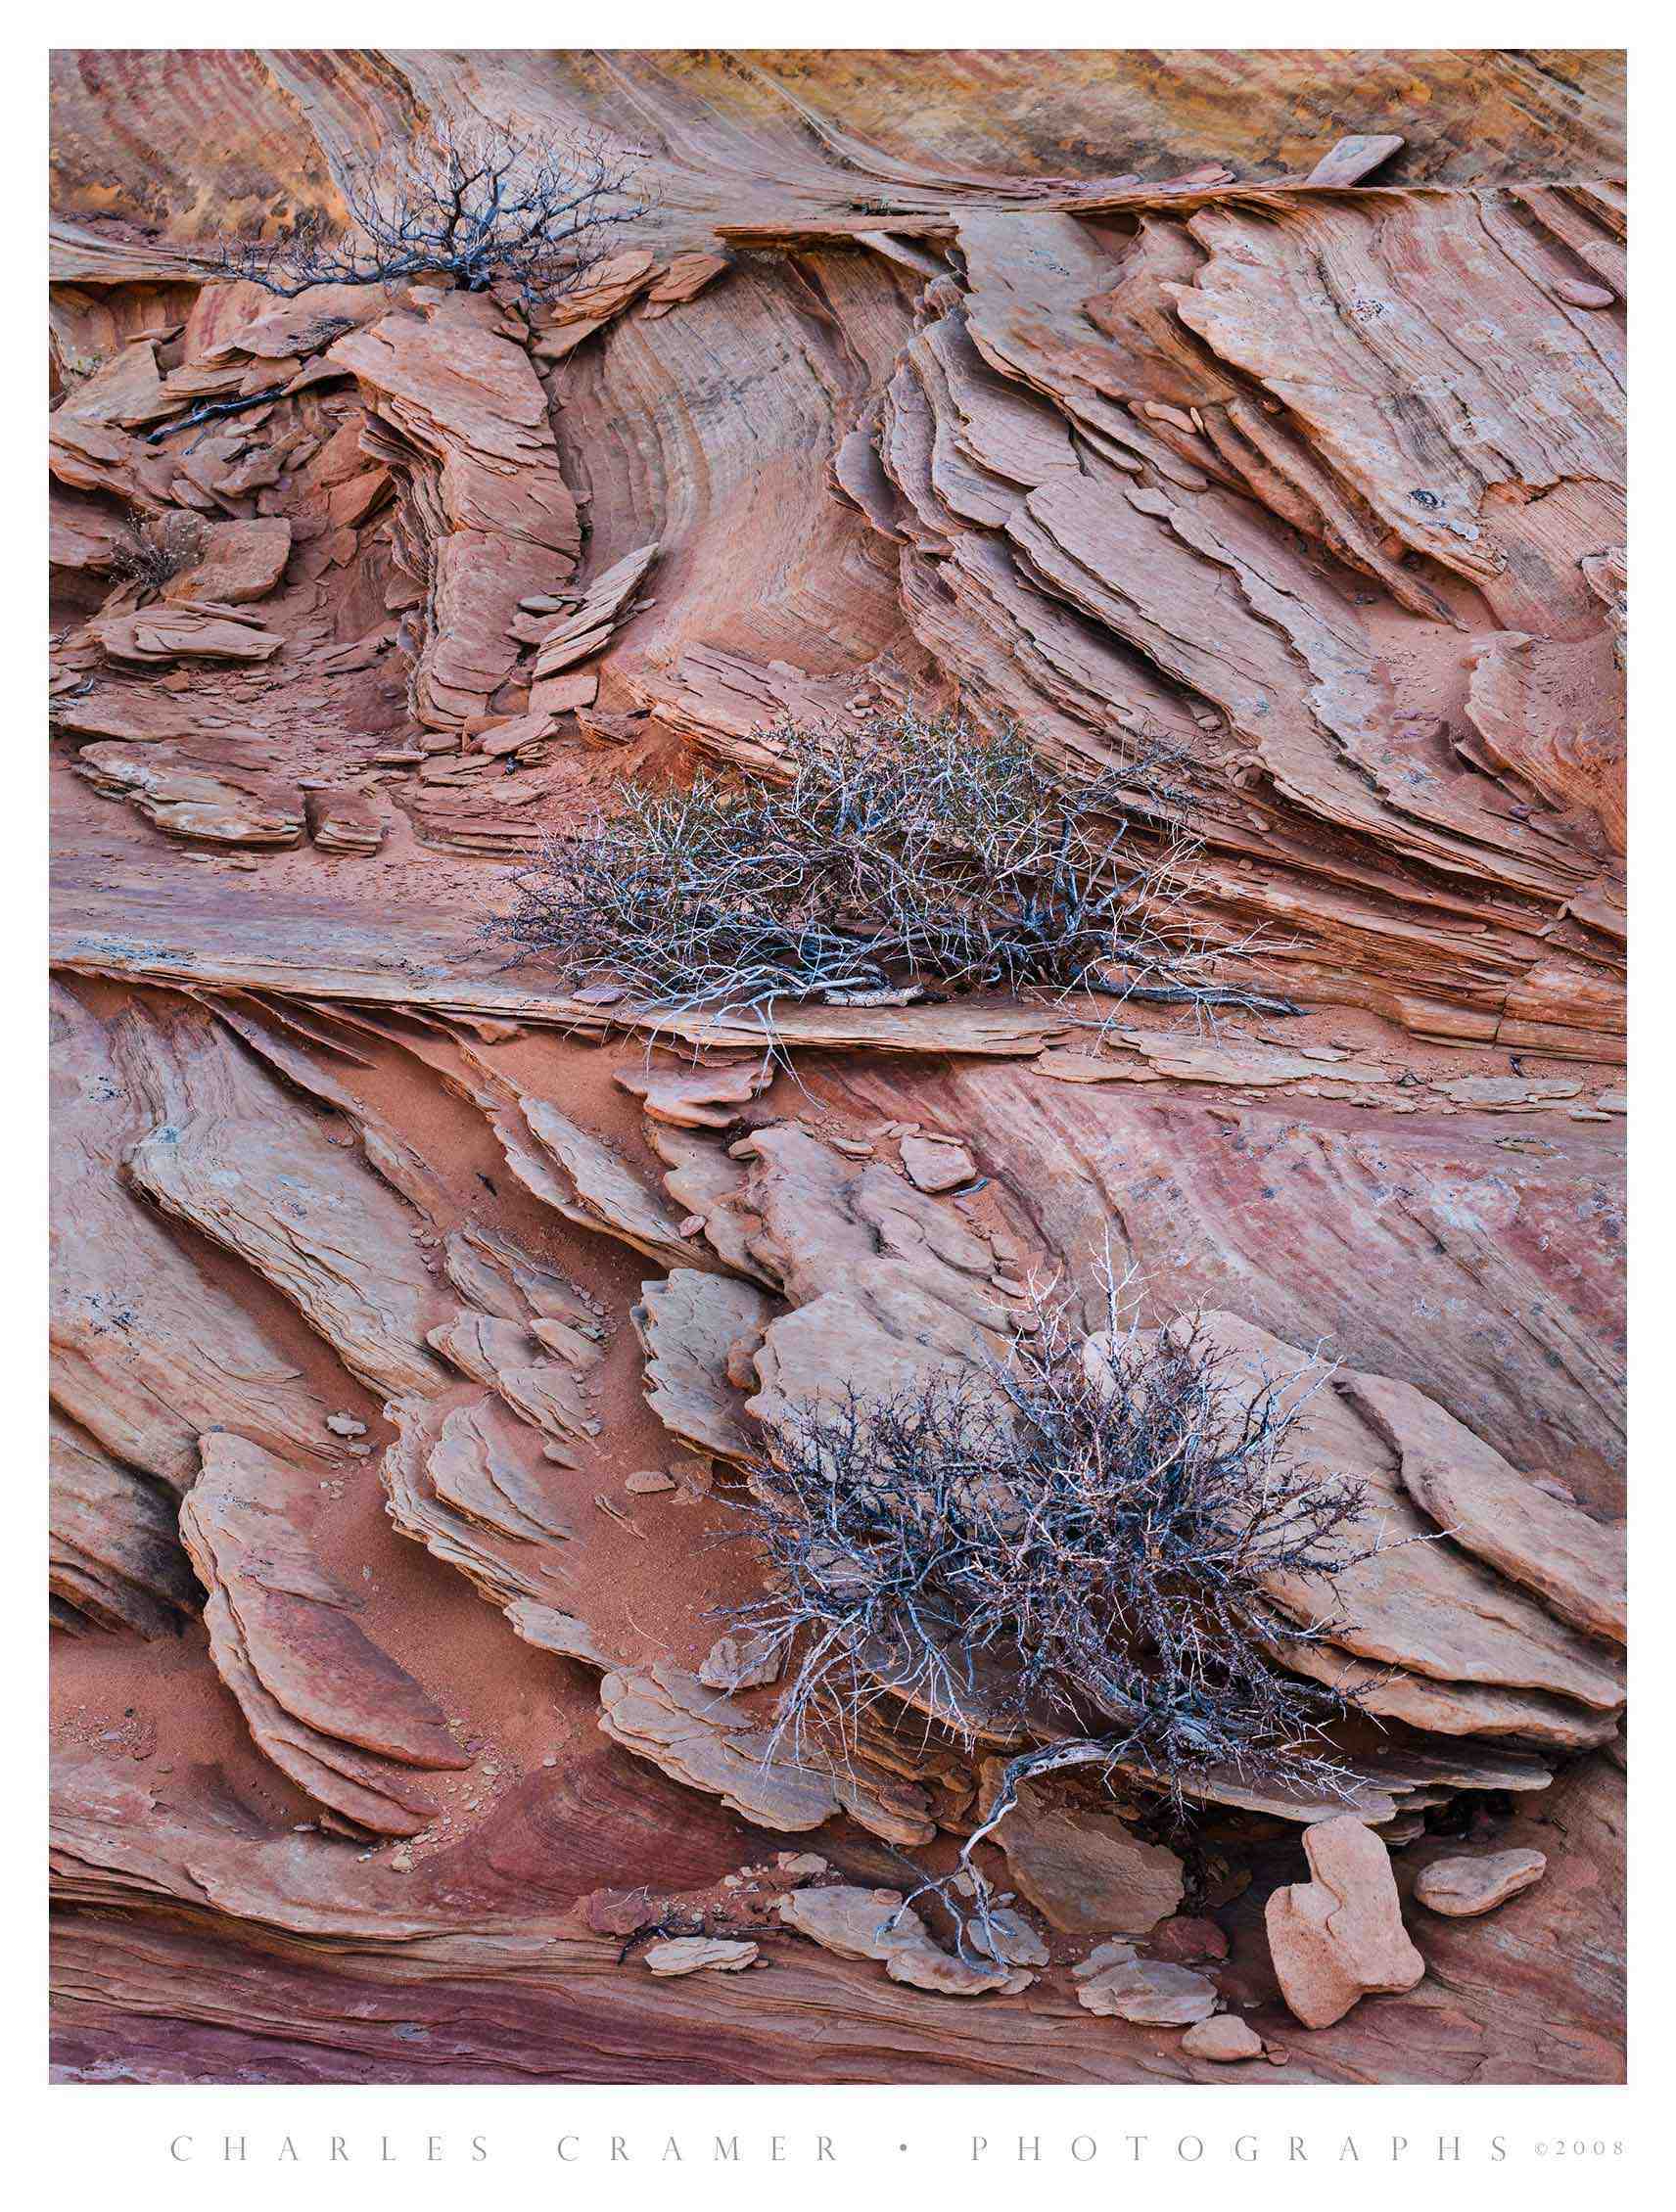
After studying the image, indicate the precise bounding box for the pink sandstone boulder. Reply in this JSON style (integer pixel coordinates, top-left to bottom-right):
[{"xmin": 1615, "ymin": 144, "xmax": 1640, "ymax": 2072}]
[{"xmin": 1265, "ymin": 1816, "xmax": 1425, "ymax": 2028}]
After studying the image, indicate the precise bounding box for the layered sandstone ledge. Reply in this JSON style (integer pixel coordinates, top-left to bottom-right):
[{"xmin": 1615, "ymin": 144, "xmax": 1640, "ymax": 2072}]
[{"xmin": 49, "ymin": 47, "xmax": 1624, "ymax": 2086}]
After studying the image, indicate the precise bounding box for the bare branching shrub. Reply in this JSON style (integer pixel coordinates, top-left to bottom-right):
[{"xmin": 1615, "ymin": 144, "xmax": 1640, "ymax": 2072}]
[
  {"xmin": 728, "ymin": 1274, "xmax": 1391, "ymax": 1951},
  {"xmin": 213, "ymin": 122, "xmax": 648, "ymax": 308},
  {"xmin": 109, "ymin": 512, "xmax": 209, "ymax": 598},
  {"xmin": 495, "ymin": 710, "xmax": 1250, "ymax": 1014}
]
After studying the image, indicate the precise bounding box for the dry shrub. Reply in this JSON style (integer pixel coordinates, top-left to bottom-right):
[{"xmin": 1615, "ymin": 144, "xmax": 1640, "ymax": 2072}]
[
  {"xmin": 109, "ymin": 512, "xmax": 210, "ymax": 597},
  {"xmin": 728, "ymin": 1272, "xmax": 1392, "ymax": 1949},
  {"xmin": 495, "ymin": 710, "xmax": 1263, "ymax": 1015},
  {"xmin": 213, "ymin": 122, "xmax": 648, "ymax": 309}
]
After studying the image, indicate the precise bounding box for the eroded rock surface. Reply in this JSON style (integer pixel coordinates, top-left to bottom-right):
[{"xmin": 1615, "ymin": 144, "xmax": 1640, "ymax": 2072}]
[
  {"xmin": 181, "ymin": 1433, "xmax": 471, "ymax": 1837},
  {"xmin": 48, "ymin": 45, "xmax": 1625, "ymax": 2089}
]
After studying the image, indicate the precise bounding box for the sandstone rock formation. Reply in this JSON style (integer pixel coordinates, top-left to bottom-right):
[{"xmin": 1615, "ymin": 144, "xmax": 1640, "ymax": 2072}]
[
  {"xmin": 1414, "ymin": 1849, "xmax": 1548, "ymax": 1918},
  {"xmin": 49, "ymin": 46, "xmax": 1625, "ymax": 2088},
  {"xmin": 1266, "ymin": 1817, "xmax": 1426, "ymax": 2028},
  {"xmin": 1072, "ymin": 1940, "xmax": 1218, "ymax": 2025},
  {"xmin": 180, "ymin": 1432, "xmax": 472, "ymax": 1837},
  {"xmin": 776, "ymin": 1885, "xmax": 1019, "ymax": 1998},
  {"xmin": 995, "ymin": 1784, "xmax": 1185, "ymax": 1934}
]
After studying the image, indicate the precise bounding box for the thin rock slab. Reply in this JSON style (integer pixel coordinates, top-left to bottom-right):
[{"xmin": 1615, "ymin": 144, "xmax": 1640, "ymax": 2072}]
[
  {"xmin": 643, "ymin": 1937, "xmax": 759, "ymax": 1977},
  {"xmin": 1072, "ymin": 1939, "xmax": 1218, "ymax": 2025},
  {"xmin": 615, "ymin": 1054, "xmax": 772, "ymax": 1130},
  {"xmin": 698, "ymin": 1633, "xmax": 783, "ymax": 1692},
  {"xmin": 76, "ymin": 743, "xmax": 304, "ymax": 848},
  {"xmin": 1414, "ymin": 1849, "xmax": 1547, "ymax": 1918},
  {"xmin": 633, "ymin": 1268, "xmax": 778, "ymax": 1463},
  {"xmin": 51, "ymin": 981, "xmax": 340, "ymax": 1488},
  {"xmin": 598, "ymin": 1664, "xmax": 936, "ymax": 1848},
  {"xmin": 161, "ymin": 518, "xmax": 292, "ymax": 606},
  {"xmin": 1340, "ymin": 1371, "xmax": 1625, "ymax": 1645},
  {"xmin": 118, "ymin": 998, "xmax": 450, "ymax": 1397},
  {"xmin": 967, "ymin": 1907, "xmax": 1051, "ymax": 1969},
  {"xmin": 997, "ymin": 1783, "xmax": 1185, "ymax": 1934},
  {"xmin": 1179, "ymin": 1313, "xmax": 1625, "ymax": 1721},
  {"xmin": 1266, "ymin": 1816, "xmax": 1425, "ymax": 2029},
  {"xmin": 776, "ymin": 1885, "xmax": 1016, "ymax": 1998}
]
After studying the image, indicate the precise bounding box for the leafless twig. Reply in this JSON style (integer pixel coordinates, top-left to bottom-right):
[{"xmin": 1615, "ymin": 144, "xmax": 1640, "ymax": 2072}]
[{"xmin": 210, "ymin": 122, "xmax": 650, "ymax": 310}]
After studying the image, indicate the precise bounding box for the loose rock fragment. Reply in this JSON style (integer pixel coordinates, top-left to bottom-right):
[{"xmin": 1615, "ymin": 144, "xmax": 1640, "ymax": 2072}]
[
  {"xmin": 1181, "ymin": 2014, "xmax": 1265, "ymax": 2061},
  {"xmin": 1414, "ymin": 1848, "xmax": 1547, "ymax": 1917},
  {"xmin": 1072, "ymin": 1939, "xmax": 1218, "ymax": 2024},
  {"xmin": 1266, "ymin": 1817, "xmax": 1425, "ymax": 2028},
  {"xmin": 776, "ymin": 1885, "xmax": 1013, "ymax": 1997},
  {"xmin": 967, "ymin": 1906, "xmax": 1050, "ymax": 1969},
  {"xmin": 900, "ymin": 1135, "xmax": 977, "ymax": 1193},
  {"xmin": 643, "ymin": 1937, "xmax": 759, "ymax": 1976}
]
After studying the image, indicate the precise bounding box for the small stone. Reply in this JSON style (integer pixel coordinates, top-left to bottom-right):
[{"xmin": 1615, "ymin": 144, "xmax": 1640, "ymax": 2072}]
[
  {"xmin": 698, "ymin": 1632, "xmax": 783, "ymax": 1691},
  {"xmin": 1554, "ymin": 278, "xmax": 1616, "ymax": 309},
  {"xmin": 625, "ymin": 1470, "xmax": 677, "ymax": 1495},
  {"xmin": 1072, "ymin": 1939, "xmax": 1218, "ymax": 2025},
  {"xmin": 325, "ymin": 1411, "xmax": 367, "ymax": 1438},
  {"xmin": 968, "ymin": 1907, "xmax": 1050, "ymax": 1969},
  {"xmin": 644, "ymin": 1937, "xmax": 759, "ymax": 1977},
  {"xmin": 900, "ymin": 1134, "xmax": 977, "ymax": 1193},
  {"xmin": 1414, "ymin": 1848, "xmax": 1547, "ymax": 1918},
  {"xmin": 1182, "ymin": 2014, "xmax": 1264, "ymax": 2062},
  {"xmin": 1145, "ymin": 1914, "xmax": 1229, "ymax": 1965},
  {"xmin": 775, "ymin": 1852, "xmax": 828, "ymax": 1877}
]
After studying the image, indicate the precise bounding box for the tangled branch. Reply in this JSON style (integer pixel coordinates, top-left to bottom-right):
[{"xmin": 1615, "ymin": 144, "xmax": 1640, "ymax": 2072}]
[
  {"xmin": 494, "ymin": 710, "xmax": 1235, "ymax": 1014},
  {"xmin": 211, "ymin": 122, "xmax": 649, "ymax": 309},
  {"xmin": 108, "ymin": 512, "xmax": 208, "ymax": 597},
  {"xmin": 727, "ymin": 1268, "xmax": 1394, "ymax": 1956}
]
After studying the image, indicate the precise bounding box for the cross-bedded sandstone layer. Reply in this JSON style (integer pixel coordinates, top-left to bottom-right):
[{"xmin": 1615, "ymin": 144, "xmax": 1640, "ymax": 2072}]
[{"xmin": 49, "ymin": 48, "xmax": 1625, "ymax": 2085}]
